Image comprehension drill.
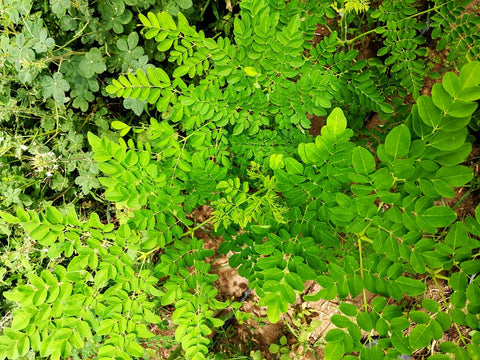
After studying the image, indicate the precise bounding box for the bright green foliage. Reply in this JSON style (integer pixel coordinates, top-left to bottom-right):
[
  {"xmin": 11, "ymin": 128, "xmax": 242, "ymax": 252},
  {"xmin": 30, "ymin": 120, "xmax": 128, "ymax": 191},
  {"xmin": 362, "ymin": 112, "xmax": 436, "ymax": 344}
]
[
  {"xmin": 0, "ymin": 207, "xmax": 162, "ymax": 360},
  {"xmin": 105, "ymin": 27, "xmax": 479, "ymax": 355},
  {"xmin": 1, "ymin": 1, "xmax": 480, "ymax": 360},
  {"xmin": 344, "ymin": 0, "xmax": 370, "ymax": 14},
  {"xmin": 0, "ymin": 0, "xmax": 214, "ymax": 298},
  {"xmin": 372, "ymin": 0, "xmax": 428, "ymax": 98},
  {"xmin": 106, "ymin": 3, "xmax": 393, "ymax": 134}
]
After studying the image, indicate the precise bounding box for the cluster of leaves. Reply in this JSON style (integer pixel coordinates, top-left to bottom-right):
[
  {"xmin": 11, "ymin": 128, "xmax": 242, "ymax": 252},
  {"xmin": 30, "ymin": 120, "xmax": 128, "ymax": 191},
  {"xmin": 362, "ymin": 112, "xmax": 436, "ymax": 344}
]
[
  {"xmin": 106, "ymin": 1, "xmax": 395, "ymax": 135},
  {"xmin": 1, "ymin": 1, "xmax": 480, "ymax": 360},
  {"xmin": 0, "ymin": 0, "xmax": 202, "ymax": 213},
  {"xmin": 0, "ymin": 206, "xmax": 163, "ymax": 360},
  {"xmin": 0, "ymin": 0, "xmax": 222, "ymax": 309},
  {"xmin": 339, "ymin": 0, "xmax": 480, "ymax": 101}
]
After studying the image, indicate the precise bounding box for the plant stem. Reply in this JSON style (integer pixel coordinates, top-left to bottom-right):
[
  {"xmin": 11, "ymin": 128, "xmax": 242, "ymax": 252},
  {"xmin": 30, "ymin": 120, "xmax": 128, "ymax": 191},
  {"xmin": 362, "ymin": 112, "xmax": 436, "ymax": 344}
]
[
  {"xmin": 78, "ymin": 103, "xmax": 99, "ymax": 132},
  {"xmin": 357, "ymin": 235, "xmax": 368, "ymax": 312},
  {"xmin": 167, "ymin": 345, "xmax": 182, "ymax": 360},
  {"xmin": 48, "ymin": 181, "xmax": 75, "ymax": 202},
  {"xmin": 347, "ymin": 28, "xmax": 377, "ymax": 46},
  {"xmin": 346, "ymin": 1, "xmax": 448, "ymax": 46},
  {"xmin": 452, "ymin": 188, "xmax": 472, "ymax": 210},
  {"xmin": 200, "ymin": 0, "xmax": 211, "ymax": 21}
]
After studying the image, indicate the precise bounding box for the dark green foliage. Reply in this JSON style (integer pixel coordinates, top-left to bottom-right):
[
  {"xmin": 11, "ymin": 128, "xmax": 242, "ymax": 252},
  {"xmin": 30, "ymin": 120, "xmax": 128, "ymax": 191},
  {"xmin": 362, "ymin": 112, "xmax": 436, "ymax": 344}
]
[
  {"xmin": 431, "ymin": 0, "xmax": 480, "ymax": 65},
  {"xmin": 373, "ymin": 0, "xmax": 428, "ymax": 98},
  {"xmin": 0, "ymin": 0, "xmax": 209, "ymax": 216}
]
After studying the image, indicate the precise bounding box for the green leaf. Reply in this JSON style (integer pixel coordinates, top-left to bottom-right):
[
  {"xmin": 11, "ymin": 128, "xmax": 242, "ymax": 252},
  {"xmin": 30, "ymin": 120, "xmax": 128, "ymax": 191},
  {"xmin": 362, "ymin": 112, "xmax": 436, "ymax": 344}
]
[
  {"xmin": 111, "ymin": 120, "xmax": 130, "ymax": 130},
  {"xmin": 67, "ymin": 207, "xmax": 81, "ymax": 227},
  {"xmin": 78, "ymin": 48, "xmax": 106, "ymax": 78},
  {"xmin": 51, "ymin": 0, "xmax": 71, "ymax": 17},
  {"xmin": 297, "ymin": 262, "xmax": 316, "ymax": 280},
  {"xmin": 285, "ymin": 272, "xmax": 304, "ymax": 291},
  {"xmin": 391, "ymin": 332, "xmax": 412, "ymax": 354},
  {"xmin": 98, "ymin": 345, "xmax": 116, "ymax": 358},
  {"xmin": 325, "ymin": 341, "xmax": 344, "ymax": 360},
  {"xmin": 410, "ymin": 251, "xmax": 426, "ymax": 274},
  {"xmin": 244, "ymin": 66, "xmax": 259, "ymax": 76},
  {"xmin": 432, "ymin": 179, "xmax": 455, "ymax": 198},
  {"xmin": 0, "ymin": 211, "xmax": 19, "ymax": 223},
  {"xmin": 232, "ymin": 122, "xmax": 244, "ymax": 136},
  {"xmin": 409, "ymin": 324, "xmax": 432, "ymax": 349},
  {"xmin": 429, "ymin": 321, "xmax": 444, "ymax": 340},
  {"xmin": 69, "ymin": 331, "xmax": 84, "ymax": 349},
  {"xmin": 284, "ymin": 157, "xmax": 304, "ymax": 175},
  {"xmin": 267, "ymin": 302, "xmax": 281, "ymax": 323},
  {"xmin": 455, "ymin": 345, "xmax": 470, "ymax": 360},
  {"xmin": 326, "ymin": 108, "xmax": 347, "ymax": 136},
  {"xmin": 148, "ymin": 67, "xmax": 171, "ymax": 86},
  {"xmin": 135, "ymin": 324, "xmax": 154, "ymax": 339},
  {"xmin": 461, "ymin": 260, "xmax": 480, "ymax": 275},
  {"xmin": 158, "ymin": 11, "xmax": 177, "ymax": 31},
  {"xmin": 269, "ymin": 154, "xmax": 284, "ymax": 170},
  {"xmin": 173, "ymin": 65, "xmax": 189, "ymax": 78},
  {"xmin": 126, "ymin": 341, "xmax": 145, "ymax": 357},
  {"xmin": 269, "ymin": 343, "xmax": 280, "ymax": 354},
  {"xmin": 395, "ymin": 276, "xmax": 426, "ymax": 296},
  {"xmin": 435, "ymin": 165, "xmax": 473, "ymax": 187},
  {"xmin": 356, "ymin": 312, "xmax": 373, "ymax": 331},
  {"xmin": 339, "ymin": 303, "xmax": 358, "ymax": 317},
  {"xmin": 352, "ymin": 147, "xmax": 375, "ymax": 175},
  {"xmin": 17, "ymin": 335, "xmax": 30, "ymax": 357},
  {"xmin": 442, "ymin": 72, "xmax": 461, "ymax": 98},
  {"xmin": 258, "ymin": 256, "xmax": 282, "ymax": 270},
  {"xmin": 439, "ymin": 341, "xmax": 457, "ymax": 353},
  {"xmin": 157, "ymin": 38, "xmax": 174, "ymax": 52},
  {"xmin": 447, "ymin": 100, "xmax": 478, "ymax": 118},
  {"xmin": 67, "ymin": 255, "xmax": 89, "ymax": 272},
  {"xmin": 409, "ymin": 311, "xmax": 431, "ymax": 324},
  {"xmin": 40, "ymin": 72, "xmax": 70, "ymax": 103},
  {"xmin": 97, "ymin": 319, "xmax": 116, "ymax": 336},
  {"xmin": 419, "ymin": 206, "xmax": 457, "ymax": 229},
  {"xmin": 11, "ymin": 312, "xmax": 31, "ymax": 331},
  {"xmin": 466, "ymin": 283, "xmax": 480, "ymax": 307},
  {"xmin": 76, "ymin": 321, "xmax": 92, "ymax": 339},
  {"xmin": 436, "ymin": 311, "xmax": 451, "ymax": 330},
  {"xmin": 175, "ymin": 0, "xmax": 193, "ymax": 9},
  {"xmin": 45, "ymin": 206, "xmax": 63, "ymax": 224},
  {"xmin": 417, "ymin": 95, "xmax": 442, "ymax": 127},
  {"xmin": 439, "ymin": 115, "xmax": 471, "ymax": 132},
  {"xmin": 431, "ymin": 83, "xmax": 453, "ymax": 111},
  {"xmin": 385, "ymin": 124, "xmax": 410, "ymax": 159},
  {"xmin": 422, "ymin": 299, "xmax": 439, "ymax": 313},
  {"xmin": 445, "ymin": 222, "xmax": 469, "ymax": 249},
  {"xmin": 428, "ymin": 128, "xmax": 467, "ymax": 151},
  {"xmin": 331, "ymin": 314, "xmax": 352, "ymax": 328},
  {"xmin": 460, "ymin": 61, "xmax": 480, "ymax": 89},
  {"xmin": 435, "ymin": 143, "xmax": 472, "ymax": 166},
  {"xmin": 458, "ymin": 86, "xmax": 480, "ymax": 102},
  {"xmin": 279, "ymin": 283, "xmax": 296, "ymax": 304},
  {"xmin": 372, "ymin": 297, "xmax": 387, "ymax": 312}
]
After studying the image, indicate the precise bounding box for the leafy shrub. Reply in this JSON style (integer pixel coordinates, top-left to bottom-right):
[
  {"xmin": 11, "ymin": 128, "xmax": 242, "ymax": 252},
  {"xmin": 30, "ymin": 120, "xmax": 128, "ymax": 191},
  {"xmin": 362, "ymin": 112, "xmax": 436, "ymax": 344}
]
[
  {"xmin": 0, "ymin": 0, "xmax": 217, "ymax": 300},
  {"xmin": 1, "ymin": 0, "xmax": 480, "ymax": 359},
  {"xmin": 0, "ymin": 0, "xmax": 212, "ymax": 215}
]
